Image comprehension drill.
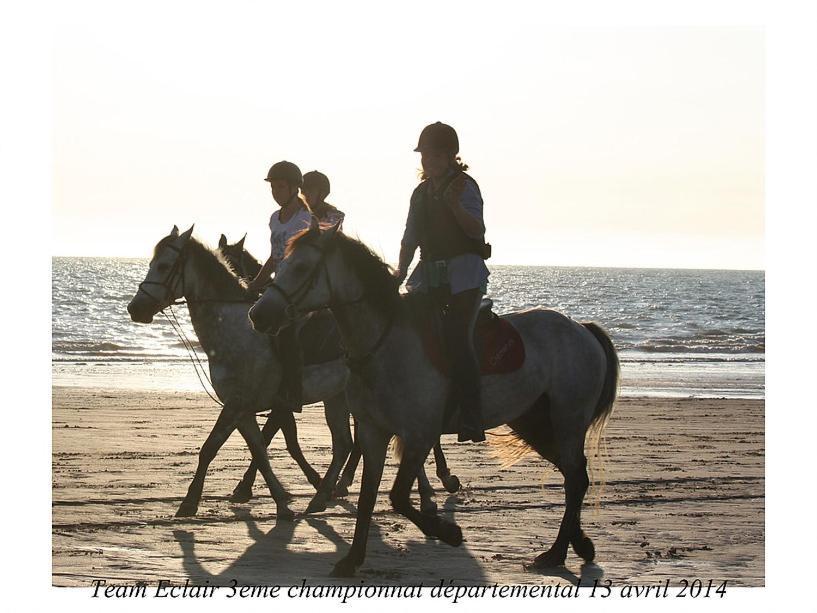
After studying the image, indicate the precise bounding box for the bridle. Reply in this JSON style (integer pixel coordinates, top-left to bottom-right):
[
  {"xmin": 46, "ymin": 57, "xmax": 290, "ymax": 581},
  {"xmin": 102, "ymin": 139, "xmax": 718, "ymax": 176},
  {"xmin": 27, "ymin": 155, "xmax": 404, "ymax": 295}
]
[
  {"xmin": 266, "ymin": 241, "xmax": 349, "ymax": 322},
  {"xmin": 136, "ymin": 242, "xmax": 187, "ymax": 311},
  {"xmin": 266, "ymin": 239, "xmax": 393, "ymax": 368}
]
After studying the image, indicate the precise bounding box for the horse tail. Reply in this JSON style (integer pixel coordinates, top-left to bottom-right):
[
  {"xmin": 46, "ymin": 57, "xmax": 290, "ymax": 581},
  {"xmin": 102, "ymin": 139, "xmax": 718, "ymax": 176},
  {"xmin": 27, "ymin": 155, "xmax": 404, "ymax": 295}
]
[
  {"xmin": 581, "ymin": 322, "xmax": 619, "ymax": 504},
  {"xmin": 582, "ymin": 322, "xmax": 619, "ymax": 435}
]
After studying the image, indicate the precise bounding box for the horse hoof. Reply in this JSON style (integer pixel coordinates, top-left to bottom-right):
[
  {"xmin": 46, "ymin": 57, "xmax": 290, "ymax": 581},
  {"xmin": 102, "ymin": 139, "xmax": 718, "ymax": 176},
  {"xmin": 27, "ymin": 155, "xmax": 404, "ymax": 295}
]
[
  {"xmin": 572, "ymin": 533, "xmax": 596, "ymax": 562},
  {"xmin": 443, "ymin": 475, "xmax": 461, "ymax": 493},
  {"xmin": 332, "ymin": 484, "xmax": 349, "ymax": 499},
  {"xmin": 330, "ymin": 557, "xmax": 358, "ymax": 578},
  {"xmin": 436, "ymin": 519, "xmax": 463, "ymax": 547},
  {"xmin": 529, "ymin": 548, "xmax": 567, "ymax": 569},
  {"xmin": 175, "ymin": 501, "xmax": 198, "ymax": 517},
  {"xmin": 420, "ymin": 499, "xmax": 438, "ymax": 515},
  {"xmin": 276, "ymin": 505, "xmax": 295, "ymax": 520},
  {"xmin": 229, "ymin": 484, "xmax": 253, "ymax": 503},
  {"xmin": 304, "ymin": 497, "xmax": 328, "ymax": 515}
]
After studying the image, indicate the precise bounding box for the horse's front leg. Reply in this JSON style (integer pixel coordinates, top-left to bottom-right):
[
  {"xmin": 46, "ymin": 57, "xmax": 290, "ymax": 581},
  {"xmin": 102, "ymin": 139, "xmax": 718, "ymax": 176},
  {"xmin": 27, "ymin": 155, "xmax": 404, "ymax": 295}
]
[
  {"xmin": 390, "ymin": 440, "xmax": 463, "ymax": 547},
  {"xmin": 330, "ymin": 421, "xmax": 390, "ymax": 577},
  {"xmin": 305, "ymin": 395, "xmax": 353, "ymax": 514},
  {"xmin": 230, "ymin": 410, "xmax": 286, "ymax": 503},
  {"xmin": 176, "ymin": 407, "xmax": 239, "ymax": 517},
  {"xmin": 235, "ymin": 413, "xmax": 294, "ymax": 519}
]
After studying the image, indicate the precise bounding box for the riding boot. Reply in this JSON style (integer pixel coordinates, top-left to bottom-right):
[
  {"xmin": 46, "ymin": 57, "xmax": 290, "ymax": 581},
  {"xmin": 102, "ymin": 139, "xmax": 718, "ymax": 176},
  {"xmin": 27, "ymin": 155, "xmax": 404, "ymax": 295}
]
[
  {"xmin": 277, "ymin": 324, "xmax": 304, "ymax": 412},
  {"xmin": 445, "ymin": 288, "xmax": 485, "ymax": 443}
]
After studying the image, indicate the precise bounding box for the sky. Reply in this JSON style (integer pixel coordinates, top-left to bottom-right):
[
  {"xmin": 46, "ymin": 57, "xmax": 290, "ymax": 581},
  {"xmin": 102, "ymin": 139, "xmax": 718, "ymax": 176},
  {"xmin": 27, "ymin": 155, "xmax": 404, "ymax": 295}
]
[{"xmin": 52, "ymin": 3, "xmax": 764, "ymax": 269}]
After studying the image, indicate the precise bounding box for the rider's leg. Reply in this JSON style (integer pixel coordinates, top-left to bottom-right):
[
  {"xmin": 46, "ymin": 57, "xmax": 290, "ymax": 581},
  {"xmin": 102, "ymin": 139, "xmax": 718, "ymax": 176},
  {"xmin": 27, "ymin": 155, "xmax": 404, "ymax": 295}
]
[{"xmin": 445, "ymin": 287, "xmax": 484, "ymax": 442}]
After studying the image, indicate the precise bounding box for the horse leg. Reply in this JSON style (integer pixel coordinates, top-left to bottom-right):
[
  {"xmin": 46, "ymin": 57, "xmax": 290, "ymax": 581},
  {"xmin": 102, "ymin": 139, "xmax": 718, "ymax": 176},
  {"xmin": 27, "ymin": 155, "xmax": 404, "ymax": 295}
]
[
  {"xmin": 416, "ymin": 454, "xmax": 438, "ymax": 514},
  {"xmin": 432, "ymin": 440, "xmax": 461, "ymax": 493},
  {"xmin": 230, "ymin": 411, "xmax": 285, "ymax": 503},
  {"xmin": 390, "ymin": 442, "xmax": 462, "ymax": 547},
  {"xmin": 305, "ymin": 395, "xmax": 354, "ymax": 514},
  {"xmin": 176, "ymin": 407, "xmax": 239, "ymax": 517},
  {"xmin": 334, "ymin": 417, "xmax": 359, "ymax": 498},
  {"xmin": 280, "ymin": 411, "xmax": 322, "ymax": 489},
  {"xmin": 330, "ymin": 421, "xmax": 390, "ymax": 577},
  {"xmin": 531, "ymin": 435, "xmax": 590, "ymax": 568},
  {"xmin": 235, "ymin": 413, "xmax": 294, "ymax": 520}
]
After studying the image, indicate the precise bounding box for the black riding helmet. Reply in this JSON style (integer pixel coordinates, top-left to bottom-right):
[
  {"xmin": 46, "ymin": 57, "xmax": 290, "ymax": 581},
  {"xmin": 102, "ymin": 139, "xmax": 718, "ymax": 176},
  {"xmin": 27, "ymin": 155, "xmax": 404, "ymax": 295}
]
[
  {"xmin": 265, "ymin": 160, "xmax": 303, "ymax": 188},
  {"xmin": 414, "ymin": 122, "xmax": 459, "ymax": 154},
  {"xmin": 302, "ymin": 170, "xmax": 331, "ymax": 197}
]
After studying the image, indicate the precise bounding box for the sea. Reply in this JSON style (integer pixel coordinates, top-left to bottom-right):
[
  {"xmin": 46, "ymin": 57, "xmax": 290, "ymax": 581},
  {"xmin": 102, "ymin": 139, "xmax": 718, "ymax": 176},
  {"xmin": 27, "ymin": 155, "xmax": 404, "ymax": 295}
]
[{"xmin": 52, "ymin": 257, "xmax": 765, "ymax": 399}]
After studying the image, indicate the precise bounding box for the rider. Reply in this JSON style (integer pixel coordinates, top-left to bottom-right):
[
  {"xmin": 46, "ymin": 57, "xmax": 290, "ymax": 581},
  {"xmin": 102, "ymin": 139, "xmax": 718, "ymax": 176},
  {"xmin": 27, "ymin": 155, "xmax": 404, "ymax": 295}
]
[
  {"xmin": 302, "ymin": 170, "xmax": 345, "ymax": 227},
  {"xmin": 393, "ymin": 122, "xmax": 490, "ymax": 443},
  {"xmin": 247, "ymin": 160, "xmax": 312, "ymax": 411}
]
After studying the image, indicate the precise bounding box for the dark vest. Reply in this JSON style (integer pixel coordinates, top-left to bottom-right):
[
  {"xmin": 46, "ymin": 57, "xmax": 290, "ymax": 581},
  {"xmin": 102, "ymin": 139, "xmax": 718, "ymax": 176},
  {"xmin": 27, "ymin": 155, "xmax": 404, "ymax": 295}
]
[{"xmin": 414, "ymin": 171, "xmax": 485, "ymax": 261}]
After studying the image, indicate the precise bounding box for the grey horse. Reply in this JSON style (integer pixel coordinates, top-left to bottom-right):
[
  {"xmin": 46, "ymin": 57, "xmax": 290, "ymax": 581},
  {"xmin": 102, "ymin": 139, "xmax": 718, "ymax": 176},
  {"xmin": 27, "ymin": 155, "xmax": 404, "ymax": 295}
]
[
  {"xmin": 216, "ymin": 234, "xmax": 459, "ymax": 510},
  {"xmin": 126, "ymin": 225, "xmax": 353, "ymax": 517},
  {"xmin": 248, "ymin": 219, "xmax": 619, "ymax": 576}
]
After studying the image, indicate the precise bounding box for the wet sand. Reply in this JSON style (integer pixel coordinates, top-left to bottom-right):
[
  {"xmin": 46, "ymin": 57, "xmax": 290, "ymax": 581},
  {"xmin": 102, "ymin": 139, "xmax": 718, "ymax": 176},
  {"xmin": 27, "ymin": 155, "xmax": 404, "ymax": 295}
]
[{"xmin": 52, "ymin": 387, "xmax": 764, "ymax": 587}]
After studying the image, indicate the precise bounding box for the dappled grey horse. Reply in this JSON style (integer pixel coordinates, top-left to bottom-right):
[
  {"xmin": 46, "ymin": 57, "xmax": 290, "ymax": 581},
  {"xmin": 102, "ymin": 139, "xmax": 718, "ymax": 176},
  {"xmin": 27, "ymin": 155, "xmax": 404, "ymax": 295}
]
[
  {"xmin": 217, "ymin": 234, "xmax": 460, "ymax": 509},
  {"xmin": 126, "ymin": 225, "xmax": 353, "ymax": 517},
  {"xmin": 249, "ymin": 219, "xmax": 619, "ymax": 576}
]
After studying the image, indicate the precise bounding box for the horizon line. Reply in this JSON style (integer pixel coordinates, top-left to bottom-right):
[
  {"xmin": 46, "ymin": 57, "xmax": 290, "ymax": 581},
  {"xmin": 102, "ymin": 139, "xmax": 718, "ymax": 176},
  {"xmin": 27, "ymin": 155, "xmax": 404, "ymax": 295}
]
[{"xmin": 50, "ymin": 254, "xmax": 764, "ymax": 273}]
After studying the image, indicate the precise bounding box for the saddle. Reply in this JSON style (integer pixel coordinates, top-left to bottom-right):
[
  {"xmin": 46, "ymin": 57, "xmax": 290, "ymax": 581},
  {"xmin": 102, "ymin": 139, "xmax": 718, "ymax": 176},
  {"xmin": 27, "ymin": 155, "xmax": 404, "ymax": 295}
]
[{"xmin": 411, "ymin": 296, "xmax": 525, "ymax": 376}]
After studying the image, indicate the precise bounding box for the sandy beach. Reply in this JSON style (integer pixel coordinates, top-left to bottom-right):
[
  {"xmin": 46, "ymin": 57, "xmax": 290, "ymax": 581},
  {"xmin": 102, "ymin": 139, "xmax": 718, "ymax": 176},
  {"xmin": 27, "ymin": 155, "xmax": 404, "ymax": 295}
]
[{"xmin": 52, "ymin": 387, "xmax": 764, "ymax": 588}]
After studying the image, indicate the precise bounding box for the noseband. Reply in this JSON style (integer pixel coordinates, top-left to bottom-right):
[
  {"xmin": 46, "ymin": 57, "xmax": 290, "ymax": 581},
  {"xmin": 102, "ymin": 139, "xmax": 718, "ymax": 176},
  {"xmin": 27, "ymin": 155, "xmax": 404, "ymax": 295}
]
[{"xmin": 267, "ymin": 243, "xmax": 338, "ymax": 321}]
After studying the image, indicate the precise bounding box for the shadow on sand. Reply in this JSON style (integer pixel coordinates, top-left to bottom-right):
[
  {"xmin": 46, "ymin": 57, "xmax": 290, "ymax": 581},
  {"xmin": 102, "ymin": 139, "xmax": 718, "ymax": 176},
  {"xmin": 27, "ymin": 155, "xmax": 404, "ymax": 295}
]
[{"xmin": 174, "ymin": 500, "xmax": 488, "ymax": 585}]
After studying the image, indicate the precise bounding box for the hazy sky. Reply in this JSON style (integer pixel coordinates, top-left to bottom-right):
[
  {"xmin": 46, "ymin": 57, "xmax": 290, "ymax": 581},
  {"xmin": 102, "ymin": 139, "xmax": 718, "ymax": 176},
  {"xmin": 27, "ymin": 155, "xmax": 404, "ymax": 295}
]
[{"xmin": 53, "ymin": 4, "xmax": 763, "ymax": 269}]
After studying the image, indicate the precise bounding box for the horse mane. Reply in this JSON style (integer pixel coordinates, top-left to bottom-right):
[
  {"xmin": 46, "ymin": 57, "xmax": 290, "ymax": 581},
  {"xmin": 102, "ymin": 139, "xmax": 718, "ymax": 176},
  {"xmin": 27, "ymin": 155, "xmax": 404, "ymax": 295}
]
[
  {"xmin": 288, "ymin": 227, "xmax": 402, "ymax": 319},
  {"xmin": 154, "ymin": 235, "xmax": 247, "ymax": 298}
]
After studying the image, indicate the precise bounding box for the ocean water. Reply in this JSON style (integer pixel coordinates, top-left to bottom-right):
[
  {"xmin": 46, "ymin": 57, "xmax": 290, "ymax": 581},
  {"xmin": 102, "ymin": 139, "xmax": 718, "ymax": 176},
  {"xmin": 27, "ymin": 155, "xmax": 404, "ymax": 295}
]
[{"xmin": 52, "ymin": 257, "xmax": 765, "ymax": 398}]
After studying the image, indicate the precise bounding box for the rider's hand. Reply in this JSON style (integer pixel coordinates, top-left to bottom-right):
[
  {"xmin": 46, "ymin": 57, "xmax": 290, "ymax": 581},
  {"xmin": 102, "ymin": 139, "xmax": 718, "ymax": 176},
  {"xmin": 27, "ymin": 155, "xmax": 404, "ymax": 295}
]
[{"xmin": 443, "ymin": 175, "xmax": 466, "ymax": 209}]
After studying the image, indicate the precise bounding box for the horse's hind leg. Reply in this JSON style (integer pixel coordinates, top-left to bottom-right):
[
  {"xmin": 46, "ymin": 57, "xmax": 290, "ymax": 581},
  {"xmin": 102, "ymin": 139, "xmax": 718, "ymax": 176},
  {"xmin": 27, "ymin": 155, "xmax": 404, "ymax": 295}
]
[
  {"xmin": 532, "ymin": 434, "xmax": 590, "ymax": 568},
  {"xmin": 416, "ymin": 458, "xmax": 437, "ymax": 514},
  {"xmin": 177, "ymin": 407, "xmax": 239, "ymax": 517},
  {"xmin": 235, "ymin": 413, "xmax": 294, "ymax": 519},
  {"xmin": 230, "ymin": 411, "xmax": 285, "ymax": 503},
  {"xmin": 305, "ymin": 394, "xmax": 353, "ymax": 514},
  {"xmin": 334, "ymin": 417, "xmax": 360, "ymax": 498},
  {"xmin": 331, "ymin": 421, "xmax": 390, "ymax": 577},
  {"xmin": 390, "ymin": 442, "xmax": 463, "ymax": 547},
  {"xmin": 432, "ymin": 441, "xmax": 461, "ymax": 493}
]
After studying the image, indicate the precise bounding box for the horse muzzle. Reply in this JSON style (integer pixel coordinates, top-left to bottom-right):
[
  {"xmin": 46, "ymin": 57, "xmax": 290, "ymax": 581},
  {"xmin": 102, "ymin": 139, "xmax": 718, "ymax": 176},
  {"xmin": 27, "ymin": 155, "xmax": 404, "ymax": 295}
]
[
  {"xmin": 127, "ymin": 296, "xmax": 156, "ymax": 324},
  {"xmin": 248, "ymin": 301, "xmax": 283, "ymax": 335}
]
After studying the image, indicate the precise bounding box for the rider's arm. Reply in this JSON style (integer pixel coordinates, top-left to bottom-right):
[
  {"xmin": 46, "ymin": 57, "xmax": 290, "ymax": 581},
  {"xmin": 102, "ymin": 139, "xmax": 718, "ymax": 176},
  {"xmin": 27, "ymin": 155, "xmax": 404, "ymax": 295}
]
[
  {"xmin": 394, "ymin": 197, "xmax": 420, "ymax": 283},
  {"xmin": 247, "ymin": 252, "xmax": 276, "ymax": 292},
  {"xmin": 446, "ymin": 177, "xmax": 484, "ymax": 240}
]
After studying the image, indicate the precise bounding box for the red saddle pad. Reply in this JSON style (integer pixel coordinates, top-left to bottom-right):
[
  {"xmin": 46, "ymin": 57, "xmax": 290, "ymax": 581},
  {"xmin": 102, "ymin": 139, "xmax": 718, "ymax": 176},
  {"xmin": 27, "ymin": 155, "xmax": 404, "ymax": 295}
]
[{"xmin": 422, "ymin": 313, "xmax": 525, "ymax": 376}]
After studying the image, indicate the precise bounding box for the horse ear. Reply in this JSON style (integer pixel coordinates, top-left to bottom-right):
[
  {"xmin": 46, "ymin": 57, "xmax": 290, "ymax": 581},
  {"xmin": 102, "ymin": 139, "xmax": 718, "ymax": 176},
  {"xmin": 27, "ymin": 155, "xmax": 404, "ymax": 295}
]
[
  {"xmin": 170, "ymin": 225, "xmax": 180, "ymax": 238},
  {"xmin": 237, "ymin": 234, "xmax": 246, "ymax": 249},
  {"xmin": 309, "ymin": 215, "xmax": 320, "ymax": 233},
  {"xmin": 218, "ymin": 234, "xmax": 227, "ymax": 248},
  {"xmin": 180, "ymin": 225, "xmax": 194, "ymax": 243}
]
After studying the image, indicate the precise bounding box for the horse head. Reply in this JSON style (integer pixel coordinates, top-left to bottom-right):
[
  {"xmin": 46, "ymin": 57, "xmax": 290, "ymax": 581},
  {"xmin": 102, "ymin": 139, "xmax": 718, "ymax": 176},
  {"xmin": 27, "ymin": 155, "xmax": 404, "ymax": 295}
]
[
  {"xmin": 249, "ymin": 217, "xmax": 341, "ymax": 334},
  {"xmin": 127, "ymin": 224, "xmax": 194, "ymax": 323},
  {"xmin": 216, "ymin": 233, "xmax": 256, "ymax": 280}
]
